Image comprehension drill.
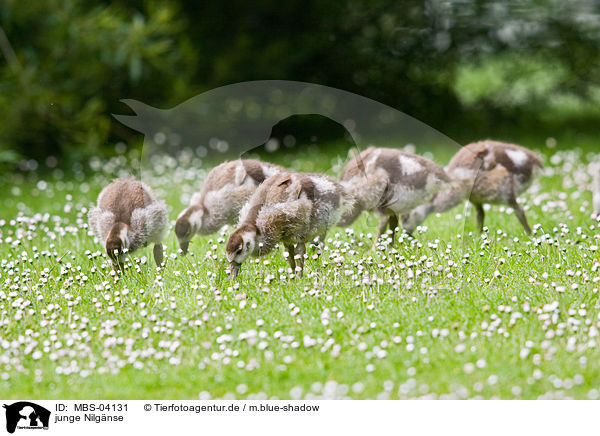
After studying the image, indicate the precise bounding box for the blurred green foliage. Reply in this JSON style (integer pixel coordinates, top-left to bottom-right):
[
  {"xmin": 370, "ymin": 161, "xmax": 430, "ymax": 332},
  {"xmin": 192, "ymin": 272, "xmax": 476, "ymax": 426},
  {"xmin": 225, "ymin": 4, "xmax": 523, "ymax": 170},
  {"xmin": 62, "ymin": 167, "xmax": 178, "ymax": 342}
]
[
  {"xmin": 1, "ymin": 0, "xmax": 600, "ymax": 164},
  {"xmin": 0, "ymin": 0, "xmax": 195, "ymax": 162}
]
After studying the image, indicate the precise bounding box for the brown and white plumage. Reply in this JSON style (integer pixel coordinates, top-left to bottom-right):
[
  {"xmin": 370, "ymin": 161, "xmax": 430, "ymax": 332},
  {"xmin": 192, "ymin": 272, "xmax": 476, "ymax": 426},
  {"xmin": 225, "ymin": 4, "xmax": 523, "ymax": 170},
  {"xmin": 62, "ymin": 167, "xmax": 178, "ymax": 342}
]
[
  {"xmin": 225, "ymin": 172, "xmax": 350, "ymax": 278},
  {"xmin": 339, "ymin": 147, "xmax": 449, "ymax": 244},
  {"xmin": 404, "ymin": 140, "xmax": 543, "ymax": 234},
  {"xmin": 88, "ymin": 178, "xmax": 167, "ymax": 268},
  {"xmin": 175, "ymin": 159, "xmax": 284, "ymax": 253}
]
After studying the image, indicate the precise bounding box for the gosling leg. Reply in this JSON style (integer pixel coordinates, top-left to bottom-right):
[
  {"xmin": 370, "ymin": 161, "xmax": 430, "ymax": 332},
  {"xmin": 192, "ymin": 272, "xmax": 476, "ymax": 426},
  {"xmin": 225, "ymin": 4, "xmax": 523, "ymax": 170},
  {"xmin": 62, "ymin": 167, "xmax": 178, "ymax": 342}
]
[
  {"xmin": 474, "ymin": 202, "xmax": 485, "ymax": 233},
  {"xmin": 508, "ymin": 196, "xmax": 532, "ymax": 235},
  {"xmin": 319, "ymin": 233, "xmax": 327, "ymax": 248},
  {"xmin": 153, "ymin": 243, "xmax": 164, "ymax": 267},
  {"xmin": 285, "ymin": 244, "xmax": 296, "ymax": 274},
  {"xmin": 373, "ymin": 215, "xmax": 390, "ymax": 247},
  {"xmin": 295, "ymin": 243, "xmax": 306, "ymax": 278},
  {"xmin": 388, "ymin": 214, "xmax": 399, "ymax": 245}
]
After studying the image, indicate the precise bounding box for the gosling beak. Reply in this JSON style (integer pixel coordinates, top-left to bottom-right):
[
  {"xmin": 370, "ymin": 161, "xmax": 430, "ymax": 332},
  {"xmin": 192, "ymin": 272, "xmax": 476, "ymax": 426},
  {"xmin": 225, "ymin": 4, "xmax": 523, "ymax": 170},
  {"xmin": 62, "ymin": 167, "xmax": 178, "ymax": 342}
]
[
  {"xmin": 229, "ymin": 262, "xmax": 241, "ymax": 279},
  {"xmin": 179, "ymin": 240, "xmax": 189, "ymax": 255}
]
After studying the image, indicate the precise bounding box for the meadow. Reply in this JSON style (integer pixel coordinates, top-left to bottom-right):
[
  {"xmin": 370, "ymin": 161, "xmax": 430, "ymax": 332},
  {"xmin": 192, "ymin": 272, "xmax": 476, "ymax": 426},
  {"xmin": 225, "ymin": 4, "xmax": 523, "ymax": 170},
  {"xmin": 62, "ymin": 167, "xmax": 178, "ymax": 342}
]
[{"xmin": 1, "ymin": 138, "xmax": 599, "ymax": 400}]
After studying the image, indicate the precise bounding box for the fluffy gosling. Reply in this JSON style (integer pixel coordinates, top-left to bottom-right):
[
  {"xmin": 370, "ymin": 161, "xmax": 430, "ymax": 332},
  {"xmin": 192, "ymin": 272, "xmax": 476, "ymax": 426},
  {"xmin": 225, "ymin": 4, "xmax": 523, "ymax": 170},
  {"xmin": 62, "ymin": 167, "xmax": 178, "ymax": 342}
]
[
  {"xmin": 88, "ymin": 178, "xmax": 168, "ymax": 268},
  {"xmin": 225, "ymin": 172, "xmax": 349, "ymax": 278},
  {"xmin": 175, "ymin": 159, "xmax": 284, "ymax": 254},
  {"xmin": 404, "ymin": 140, "xmax": 543, "ymax": 234},
  {"xmin": 339, "ymin": 147, "xmax": 449, "ymax": 244}
]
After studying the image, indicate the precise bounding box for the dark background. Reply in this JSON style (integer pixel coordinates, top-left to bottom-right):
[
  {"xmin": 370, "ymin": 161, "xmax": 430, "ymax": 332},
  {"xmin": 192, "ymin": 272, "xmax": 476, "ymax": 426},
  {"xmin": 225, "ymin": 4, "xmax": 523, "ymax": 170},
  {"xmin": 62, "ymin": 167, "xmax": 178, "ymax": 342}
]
[{"xmin": 1, "ymin": 0, "xmax": 599, "ymax": 166}]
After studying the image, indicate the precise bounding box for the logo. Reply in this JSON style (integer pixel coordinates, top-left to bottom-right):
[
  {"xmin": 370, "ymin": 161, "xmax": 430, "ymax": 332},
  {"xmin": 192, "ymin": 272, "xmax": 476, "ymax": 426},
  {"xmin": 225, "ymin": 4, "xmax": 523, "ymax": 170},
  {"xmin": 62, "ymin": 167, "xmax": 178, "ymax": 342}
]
[{"xmin": 2, "ymin": 402, "xmax": 50, "ymax": 434}]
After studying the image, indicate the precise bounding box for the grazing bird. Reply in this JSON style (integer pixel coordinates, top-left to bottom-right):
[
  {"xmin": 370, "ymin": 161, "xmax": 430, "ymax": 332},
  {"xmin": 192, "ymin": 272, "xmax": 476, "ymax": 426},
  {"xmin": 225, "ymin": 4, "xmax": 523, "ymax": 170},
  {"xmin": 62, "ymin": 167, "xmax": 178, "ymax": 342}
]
[
  {"xmin": 593, "ymin": 162, "xmax": 600, "ymax": 215},
  {"xmin": 403, "ymin": 140, "xmax": 543, "ymax": 234},
  {"xmin": 175, "ymin": 159, "xmax": 284, "ymax": 254},
  {"xmin": 225, "ymin": 172, "xmax": 349, "ymax": 278},
  {"xmin": 339, "ymin": 147, "xmax": 449, "ymax": 244},
  {"xmin": 88, "ymin": 178, "xmax": 168, "ymax": 268}
]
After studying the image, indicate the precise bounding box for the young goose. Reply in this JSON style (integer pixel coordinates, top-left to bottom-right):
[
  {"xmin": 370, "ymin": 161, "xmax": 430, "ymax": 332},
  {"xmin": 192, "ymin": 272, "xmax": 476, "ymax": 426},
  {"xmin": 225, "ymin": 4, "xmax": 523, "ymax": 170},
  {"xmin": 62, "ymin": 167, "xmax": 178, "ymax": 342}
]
[
  {"xmin": 175, "ymin": 159, "xmax": 284, "ymax": 254},
  {"xmin": 225, "ymin": 172, "xmax": 349, "ymax": 278},
  {"xmin": 339, "ymin": 147, "xmax": 449, "ymax": 244},
  {"xmin": 403, "ymin": 140, "xmax": 543, "ymax": 234},
  {"xmin": 88, "ymin": 178, "xmax": 168, "ymax": 268}
]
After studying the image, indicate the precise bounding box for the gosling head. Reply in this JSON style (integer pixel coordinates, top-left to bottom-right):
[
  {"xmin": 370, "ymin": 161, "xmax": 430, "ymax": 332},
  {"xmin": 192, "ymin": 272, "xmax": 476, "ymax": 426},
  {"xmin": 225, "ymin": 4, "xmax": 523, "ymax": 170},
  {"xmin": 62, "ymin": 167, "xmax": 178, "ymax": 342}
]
[
  {"xmin": 337, "ymin": 197, "xmax": 363, "ymax": 227},
  {"xmin": 225, "ymin": 225, "xmax": 257, "ymax": 278},
  {"xmin": 175, "ymin": 207, "xmax": 203, "ymax": 254},
  {"xmin": 402, "ymin": 204, "xmax": 430, "ymax": 235},
  {"xmin": 105, "ymin": 222, "xmax": 130, "ymax": 268}
]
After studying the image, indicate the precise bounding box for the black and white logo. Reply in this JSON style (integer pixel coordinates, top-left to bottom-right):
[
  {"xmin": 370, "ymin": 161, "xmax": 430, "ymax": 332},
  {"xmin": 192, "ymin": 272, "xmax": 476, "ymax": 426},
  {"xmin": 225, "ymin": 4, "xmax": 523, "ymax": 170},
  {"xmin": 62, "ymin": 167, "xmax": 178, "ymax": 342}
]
[{"xmin": 2, "ymin": 402, "xmax": 50, "ymax": 434}]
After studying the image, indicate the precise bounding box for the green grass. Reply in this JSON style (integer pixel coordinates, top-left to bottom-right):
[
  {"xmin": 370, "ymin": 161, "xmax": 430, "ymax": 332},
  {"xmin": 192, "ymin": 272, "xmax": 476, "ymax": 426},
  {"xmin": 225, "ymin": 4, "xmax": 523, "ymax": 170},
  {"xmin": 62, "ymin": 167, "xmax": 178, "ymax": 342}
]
[{"xmin": 1, "ymin": 141, "xmax": 599, "ymax": 399}]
